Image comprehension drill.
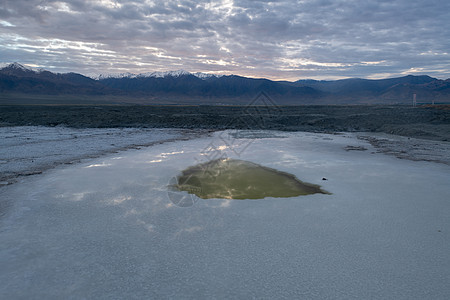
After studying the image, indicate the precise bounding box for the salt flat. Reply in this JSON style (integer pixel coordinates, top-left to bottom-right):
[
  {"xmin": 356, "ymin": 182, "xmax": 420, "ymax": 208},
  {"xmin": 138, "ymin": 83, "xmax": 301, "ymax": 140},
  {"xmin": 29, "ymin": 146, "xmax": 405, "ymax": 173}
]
[
  {"xmin": 1, "ymin": 130, "xmax": 449, "ymax": 299},
  {"xmin": 0, "ymin": 126, "xmax": 202, "ymax": 185}
]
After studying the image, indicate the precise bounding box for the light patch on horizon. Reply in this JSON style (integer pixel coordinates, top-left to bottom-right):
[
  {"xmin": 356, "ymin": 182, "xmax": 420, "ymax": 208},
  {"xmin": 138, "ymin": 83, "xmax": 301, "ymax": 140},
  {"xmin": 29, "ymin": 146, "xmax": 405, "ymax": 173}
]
[
  {"xmin": 402, "ymin": 67, "xmax": 426, "ymax": 74},
  {"xmin": 23, "ymin": 63, "xmax": 41, "ymax": 68},
  {"xmin": 366, "ymin": 73, "xmax": 399, "ymax": 80}
]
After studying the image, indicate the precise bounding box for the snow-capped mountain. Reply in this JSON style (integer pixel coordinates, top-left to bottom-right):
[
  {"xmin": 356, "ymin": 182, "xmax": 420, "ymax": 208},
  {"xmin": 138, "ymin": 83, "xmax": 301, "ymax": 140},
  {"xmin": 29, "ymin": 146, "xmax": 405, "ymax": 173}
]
[
  {"xmin": 137, "ymin": 70, "xmax": 192, "ymax": 78},
  {"xmin": 0, "ymin": 62, "xmax": 46, "ymax": 73},
  {"xmin": 192, "ymin": 72, "xmax": 222, "ymax": 79},
  {"xmin": 90, "ymin": 70, "xmax": 222, "ymax": 80},
  {"xmin": 92, "ymin": 72, "xmax": 136, "ymax": 80},
  {"xmin": 0, "ymin": 63, "xmax": 224, "ymax": 80},
  {"xmin": 2, "ymin": 62, "xmax": 448, "ymax": 105}
]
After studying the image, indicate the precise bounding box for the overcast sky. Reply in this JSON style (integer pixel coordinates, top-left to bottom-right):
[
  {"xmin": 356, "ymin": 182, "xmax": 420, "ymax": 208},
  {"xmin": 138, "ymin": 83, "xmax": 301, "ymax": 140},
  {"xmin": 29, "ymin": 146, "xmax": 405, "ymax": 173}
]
[{"xmin": 1, "ymin": 0, "xmax": 449, "ymax": 80}]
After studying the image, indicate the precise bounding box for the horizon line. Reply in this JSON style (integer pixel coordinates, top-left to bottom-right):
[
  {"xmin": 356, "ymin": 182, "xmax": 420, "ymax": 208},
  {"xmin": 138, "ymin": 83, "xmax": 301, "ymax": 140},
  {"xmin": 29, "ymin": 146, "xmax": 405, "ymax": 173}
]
[{"xmin": 1, "ymin": 62, "xmax": 448, "ymax": 82}]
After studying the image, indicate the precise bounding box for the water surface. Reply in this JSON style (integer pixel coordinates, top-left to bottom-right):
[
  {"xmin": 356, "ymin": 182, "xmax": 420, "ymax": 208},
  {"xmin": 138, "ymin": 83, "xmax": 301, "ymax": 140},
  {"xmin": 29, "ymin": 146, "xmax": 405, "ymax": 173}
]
[{"xmin": 175, "ymin": 158, "xmax": 329, "ymax": 199}]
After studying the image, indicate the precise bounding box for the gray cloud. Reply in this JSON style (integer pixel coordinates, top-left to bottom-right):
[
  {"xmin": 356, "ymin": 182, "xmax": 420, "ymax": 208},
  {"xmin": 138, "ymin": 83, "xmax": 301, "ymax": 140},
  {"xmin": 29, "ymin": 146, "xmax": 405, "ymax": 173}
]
[{"xmin": 1, "ymin": 0, "xmax": 449, "ymax": 80}]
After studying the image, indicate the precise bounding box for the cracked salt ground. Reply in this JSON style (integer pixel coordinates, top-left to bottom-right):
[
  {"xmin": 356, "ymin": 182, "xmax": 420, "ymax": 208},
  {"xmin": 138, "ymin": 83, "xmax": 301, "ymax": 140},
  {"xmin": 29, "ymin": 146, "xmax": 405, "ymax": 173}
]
[{"xmin": 1, "ymin": 131, "xmax": 450, "ymax": 299}]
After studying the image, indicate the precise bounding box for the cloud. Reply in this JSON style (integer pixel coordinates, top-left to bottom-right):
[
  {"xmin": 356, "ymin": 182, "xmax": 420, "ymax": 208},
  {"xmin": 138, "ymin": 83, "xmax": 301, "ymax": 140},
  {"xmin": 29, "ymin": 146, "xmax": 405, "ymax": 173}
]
[{"xmin": 1, "ymin": 0, "xmax": 449, "ymax": 80}]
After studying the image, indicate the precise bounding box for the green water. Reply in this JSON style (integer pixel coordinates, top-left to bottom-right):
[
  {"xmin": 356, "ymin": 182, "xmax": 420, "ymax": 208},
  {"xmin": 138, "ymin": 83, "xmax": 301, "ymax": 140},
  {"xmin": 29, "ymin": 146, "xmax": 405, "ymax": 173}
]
[{"xmin": 174, "ymin": 158, "xmax": 329, "ymax": 200}]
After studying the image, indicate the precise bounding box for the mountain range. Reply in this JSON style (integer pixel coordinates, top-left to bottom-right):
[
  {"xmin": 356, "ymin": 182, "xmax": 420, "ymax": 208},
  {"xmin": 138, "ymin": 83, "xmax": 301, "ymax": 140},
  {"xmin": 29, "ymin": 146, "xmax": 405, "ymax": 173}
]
[{"xmin": 1, "ymin": 63, "xmax": 449, "ymax": 105}]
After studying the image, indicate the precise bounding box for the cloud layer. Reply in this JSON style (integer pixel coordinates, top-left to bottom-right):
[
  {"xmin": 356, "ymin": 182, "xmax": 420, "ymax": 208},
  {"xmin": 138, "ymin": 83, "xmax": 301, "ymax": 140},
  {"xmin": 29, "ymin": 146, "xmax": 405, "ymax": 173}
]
[{"xmin": 1, "ymin": 0, "xmax": 449, "ymax": 80}]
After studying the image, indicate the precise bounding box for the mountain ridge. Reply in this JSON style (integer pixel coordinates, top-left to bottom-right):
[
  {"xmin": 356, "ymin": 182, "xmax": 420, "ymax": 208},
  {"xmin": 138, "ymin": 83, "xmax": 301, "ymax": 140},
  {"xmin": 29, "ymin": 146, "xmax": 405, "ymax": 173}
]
[
  {"xmin": 1, "ymin": 63, "xmax": 449, "ymax": 105},
  {"xmin": 90, "ymin": 69, "xmax": 223, "ymax": 80}
]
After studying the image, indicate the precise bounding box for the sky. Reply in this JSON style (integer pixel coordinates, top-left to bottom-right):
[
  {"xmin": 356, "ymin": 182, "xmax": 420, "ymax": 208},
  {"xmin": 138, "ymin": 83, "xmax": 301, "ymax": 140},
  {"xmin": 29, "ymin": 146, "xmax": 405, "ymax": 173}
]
[{"xmin": 1, "ymin": 0, "xmax": 449, "ymax": 81}]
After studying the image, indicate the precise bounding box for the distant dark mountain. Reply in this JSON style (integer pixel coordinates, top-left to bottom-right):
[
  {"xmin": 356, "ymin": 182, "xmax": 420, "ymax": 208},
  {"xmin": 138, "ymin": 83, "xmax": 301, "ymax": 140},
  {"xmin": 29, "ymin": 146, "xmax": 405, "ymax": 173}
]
[
  {"xmin": 1, "ymin": 63, "xmax": 449, "ymax": 104},
  {"xmin": 290, "ymin": 75, "xmax": 449, "ymax": 103},
  {"xmin": 292, "ymin": 75, "xmax": 435, "ymax": 95},
  {"xmin": 0, "ymin": 63, "xmax": 109, "ymax": 95},
  {"xmin": 98, "ymin": 74, "xmax": 321, "ymax": 103}
]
